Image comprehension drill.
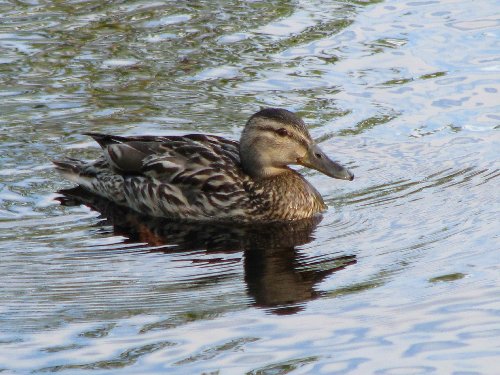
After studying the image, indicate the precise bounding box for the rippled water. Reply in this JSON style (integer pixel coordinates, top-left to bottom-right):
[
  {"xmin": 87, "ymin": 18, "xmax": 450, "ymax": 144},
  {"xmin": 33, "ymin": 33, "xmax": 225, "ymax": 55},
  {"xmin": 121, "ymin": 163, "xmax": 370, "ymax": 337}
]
[{"xmin": 1, "ymin": 0, "xmax": 499, "ymax": 373}]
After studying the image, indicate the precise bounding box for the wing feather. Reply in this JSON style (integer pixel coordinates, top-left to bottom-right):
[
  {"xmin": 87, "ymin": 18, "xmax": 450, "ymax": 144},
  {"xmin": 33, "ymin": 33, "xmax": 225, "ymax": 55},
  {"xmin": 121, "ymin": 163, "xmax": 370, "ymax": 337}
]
[{"xmin": 83, "ymin": 132, "xmax": 250, "ymax": 217}]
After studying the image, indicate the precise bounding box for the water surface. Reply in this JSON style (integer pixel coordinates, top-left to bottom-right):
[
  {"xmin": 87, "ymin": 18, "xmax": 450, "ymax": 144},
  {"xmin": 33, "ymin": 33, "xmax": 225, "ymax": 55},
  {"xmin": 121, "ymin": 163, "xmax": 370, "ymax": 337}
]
[{"xmin": 0, "ymin": 0, "xmax": 499, "ymax": 373}]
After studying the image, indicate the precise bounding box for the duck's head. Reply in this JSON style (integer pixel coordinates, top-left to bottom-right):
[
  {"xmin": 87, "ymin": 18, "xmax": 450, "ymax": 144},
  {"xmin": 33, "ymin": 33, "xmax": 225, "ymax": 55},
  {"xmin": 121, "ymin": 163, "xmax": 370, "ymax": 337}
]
[{"xmin": 239, "ymin": 108, "xmax": 354, "ymax": 180}]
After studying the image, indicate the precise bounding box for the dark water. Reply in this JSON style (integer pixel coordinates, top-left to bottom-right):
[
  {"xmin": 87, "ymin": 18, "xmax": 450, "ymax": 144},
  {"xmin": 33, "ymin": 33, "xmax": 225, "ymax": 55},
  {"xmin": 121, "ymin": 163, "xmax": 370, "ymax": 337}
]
[{"xmin": 1, "ymin": 0, "xmax": 499, "ymax": 373}]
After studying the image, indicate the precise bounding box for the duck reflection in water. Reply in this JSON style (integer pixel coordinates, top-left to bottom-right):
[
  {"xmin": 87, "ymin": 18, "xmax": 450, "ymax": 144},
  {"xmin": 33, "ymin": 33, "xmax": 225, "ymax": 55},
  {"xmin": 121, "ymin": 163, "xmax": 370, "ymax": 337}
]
[{"xmin": 57, "ymin": 187, "xmax": 356, "ymax": 315}]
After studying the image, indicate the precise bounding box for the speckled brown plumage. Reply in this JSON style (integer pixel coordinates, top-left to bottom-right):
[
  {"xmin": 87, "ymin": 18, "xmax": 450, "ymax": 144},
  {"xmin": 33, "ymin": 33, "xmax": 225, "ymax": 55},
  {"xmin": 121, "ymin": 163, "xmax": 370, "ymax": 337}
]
[{"xmin": 54, "ymin": 108, "xmax": 353, "ymax": 222}]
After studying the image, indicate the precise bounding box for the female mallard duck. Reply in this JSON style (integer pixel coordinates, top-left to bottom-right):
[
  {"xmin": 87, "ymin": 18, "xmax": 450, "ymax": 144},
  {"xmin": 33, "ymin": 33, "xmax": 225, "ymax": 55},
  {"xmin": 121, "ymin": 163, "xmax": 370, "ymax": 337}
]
[{"xmin": 54, "ymin": 108, "xmax": 354, "ymax": 222}]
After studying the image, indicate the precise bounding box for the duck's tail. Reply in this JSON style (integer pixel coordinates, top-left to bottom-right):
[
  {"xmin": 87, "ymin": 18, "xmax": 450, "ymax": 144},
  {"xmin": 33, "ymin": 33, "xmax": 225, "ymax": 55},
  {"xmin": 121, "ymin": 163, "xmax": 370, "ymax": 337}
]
[{"xmin": 52, "ymin": 158, "xmax": 96, "ymax": 190}]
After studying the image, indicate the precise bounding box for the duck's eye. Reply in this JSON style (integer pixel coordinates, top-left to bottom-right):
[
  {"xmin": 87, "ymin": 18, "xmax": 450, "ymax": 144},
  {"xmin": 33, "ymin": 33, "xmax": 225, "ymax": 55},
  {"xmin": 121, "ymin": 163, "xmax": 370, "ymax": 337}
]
[
  {"xmin": 315, "ymin": 153, "xmax": 322, "ymax": 159},
  {"xmin": 276, "ymin": 128, "xmax": 289, "ymax": 137}
]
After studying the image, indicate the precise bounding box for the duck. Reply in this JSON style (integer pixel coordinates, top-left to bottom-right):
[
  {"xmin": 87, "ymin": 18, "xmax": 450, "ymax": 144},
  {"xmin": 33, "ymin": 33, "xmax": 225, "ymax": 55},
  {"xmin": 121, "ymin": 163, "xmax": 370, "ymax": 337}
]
[{"xmin": 53, "ymin": 108, "xmax": 354, "ymax": 222}]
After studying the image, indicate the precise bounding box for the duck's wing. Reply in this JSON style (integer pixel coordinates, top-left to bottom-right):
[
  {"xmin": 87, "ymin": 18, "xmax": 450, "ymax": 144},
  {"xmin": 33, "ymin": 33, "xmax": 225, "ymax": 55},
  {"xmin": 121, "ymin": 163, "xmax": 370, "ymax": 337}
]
[
  {"xmin": 83, "ymin": 132, "xmax": 158, "ymax": 146},
  {"xmin": 84, "ymin": 132, "xmax": 171, "ymax": 173},
  {"xmin": 142, "ymin": 135, "xmax": 242, "ymax": 190},
  {"xmin": 86, "ymin": 132, "xmax": 244, "ymax": 188}
]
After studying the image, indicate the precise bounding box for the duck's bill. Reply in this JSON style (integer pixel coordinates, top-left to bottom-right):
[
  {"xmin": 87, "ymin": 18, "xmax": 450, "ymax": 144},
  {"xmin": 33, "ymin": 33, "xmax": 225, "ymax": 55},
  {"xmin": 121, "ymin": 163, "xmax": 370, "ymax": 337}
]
[{"xmin": 299, "ymin": 144, "xmax": 354, "ymax": 181}]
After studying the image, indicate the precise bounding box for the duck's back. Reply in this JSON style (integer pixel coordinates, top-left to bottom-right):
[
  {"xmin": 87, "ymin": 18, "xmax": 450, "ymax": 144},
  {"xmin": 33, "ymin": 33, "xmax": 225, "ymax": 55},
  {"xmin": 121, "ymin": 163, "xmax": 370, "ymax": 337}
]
[
  {"xmin": 54, "ymin": 133, "xmax": 326, "ymax": 222},
  {"xmin": 54, "ymin": 133, "xmax": 266, "ymax": 221}
]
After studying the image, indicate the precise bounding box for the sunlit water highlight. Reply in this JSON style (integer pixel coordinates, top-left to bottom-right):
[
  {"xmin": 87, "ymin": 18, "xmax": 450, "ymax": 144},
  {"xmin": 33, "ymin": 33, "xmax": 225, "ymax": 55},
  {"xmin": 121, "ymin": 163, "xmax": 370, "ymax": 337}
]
[{"xmin": 0, "ymin": 0, "xmax": 499, "ymax": 373}]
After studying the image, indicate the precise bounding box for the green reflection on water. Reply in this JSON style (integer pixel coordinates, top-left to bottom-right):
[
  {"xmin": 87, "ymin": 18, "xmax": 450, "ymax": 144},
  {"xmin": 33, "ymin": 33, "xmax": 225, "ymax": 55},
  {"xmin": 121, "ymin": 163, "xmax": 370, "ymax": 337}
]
[
  {"xmin": 338, "ymin": 113, "xmax": 399, "ymax": 136},
  {"xmin": 39, "ymin": 341, "xmax": 174, "ymax": 372},
  {"xmin": 247, "ymin": 355, "xmax": 319, "ymax": 375},
  {"xmin": 429, "ymin": 273, "xmax": 466, "ymax": 283}
]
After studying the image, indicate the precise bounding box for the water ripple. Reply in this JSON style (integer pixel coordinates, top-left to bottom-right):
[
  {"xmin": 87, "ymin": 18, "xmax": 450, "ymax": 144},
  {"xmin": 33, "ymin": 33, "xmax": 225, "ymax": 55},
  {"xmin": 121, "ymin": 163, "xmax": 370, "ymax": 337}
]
[{"xmin": 0, "ymin": 0, "xmax": 499, "ymax": 373}]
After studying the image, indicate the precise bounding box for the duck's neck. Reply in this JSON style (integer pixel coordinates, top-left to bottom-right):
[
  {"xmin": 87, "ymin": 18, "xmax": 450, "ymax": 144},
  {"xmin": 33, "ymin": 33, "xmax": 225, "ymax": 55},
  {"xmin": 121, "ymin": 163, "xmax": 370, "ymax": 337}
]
[
  {"xmin": 246, "ymin": 165, "xmax": 290, "ymax": 179},
  {"xmin": 240, "ymin": 153, "xmax": 286, "ymax": 179},
  {"xmin": 239, "ymin": 139, "xmax": 291, "ymax": 179},
  {"xmin": 253, "ymin": 170, "xmax": 327, "ymax": 220}
]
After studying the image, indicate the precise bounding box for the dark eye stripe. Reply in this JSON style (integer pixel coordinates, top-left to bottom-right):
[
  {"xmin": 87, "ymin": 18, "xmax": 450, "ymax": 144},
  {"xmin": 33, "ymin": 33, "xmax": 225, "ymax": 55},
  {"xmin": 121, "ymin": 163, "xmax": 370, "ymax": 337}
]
[
  {"xmin": 276, "ymin": 128, "xmax": 288, "ymax": 137},
  {"xmin": 255, "ymin": 125, "xmax": 310, "ymax": 148}
]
